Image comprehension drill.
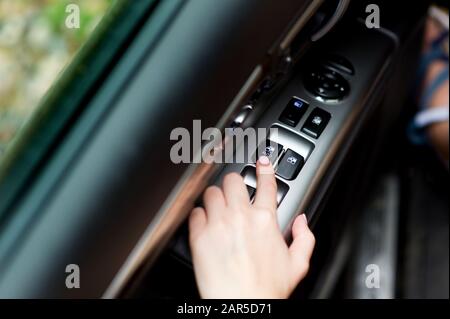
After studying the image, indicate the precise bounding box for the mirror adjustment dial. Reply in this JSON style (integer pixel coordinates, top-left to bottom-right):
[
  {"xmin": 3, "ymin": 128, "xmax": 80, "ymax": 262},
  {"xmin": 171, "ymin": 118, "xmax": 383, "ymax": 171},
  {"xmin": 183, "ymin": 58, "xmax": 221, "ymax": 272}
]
[{"xmin": 304, "ymin": 66, "xmax": 349, "ymax": 100}]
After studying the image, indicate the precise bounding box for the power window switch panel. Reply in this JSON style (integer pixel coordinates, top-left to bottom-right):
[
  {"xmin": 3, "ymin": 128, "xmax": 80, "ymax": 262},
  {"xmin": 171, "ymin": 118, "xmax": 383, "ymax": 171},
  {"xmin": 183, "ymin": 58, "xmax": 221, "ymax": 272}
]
[
  {"xmin": 301, "ymin": 107, "xmax": 331, "ymax": 138},
  {"xmin": 276, "ymin": 149, "xmax": 304, "ymax": 180}
]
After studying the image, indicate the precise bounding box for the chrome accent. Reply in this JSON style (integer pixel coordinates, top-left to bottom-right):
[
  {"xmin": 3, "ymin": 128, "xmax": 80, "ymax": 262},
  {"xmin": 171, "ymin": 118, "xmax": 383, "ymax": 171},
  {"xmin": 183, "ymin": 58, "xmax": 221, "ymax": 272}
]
[
  {"xmin": 311, "ymin": 0, "xmax": 351, "ymax": 42},
  {"xmin": 279, "ymin": 0, "xmax": 325, "ymax": 51},
  {"xmin": 346, "ymin": 174, "xmax": 400, "ymax": 298},
  {"xmin": 232, "ymin": 105, "xmax": 253, "ymax": 127}
]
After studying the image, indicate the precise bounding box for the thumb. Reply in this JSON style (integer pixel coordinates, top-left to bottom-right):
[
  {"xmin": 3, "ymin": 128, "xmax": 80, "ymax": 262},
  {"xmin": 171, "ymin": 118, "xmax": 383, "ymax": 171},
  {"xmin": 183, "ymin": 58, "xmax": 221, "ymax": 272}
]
[{"xmin": 288, "ymin": 214, "xmax": 315, "ymax": 284}]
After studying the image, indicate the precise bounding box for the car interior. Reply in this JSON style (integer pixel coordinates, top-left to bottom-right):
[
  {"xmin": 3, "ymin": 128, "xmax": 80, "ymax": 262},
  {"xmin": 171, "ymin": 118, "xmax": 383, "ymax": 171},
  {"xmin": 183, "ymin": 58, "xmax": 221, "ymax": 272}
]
[{"xmin": 0, "ymin": 0, "xmax": 448, "ymax": 299}]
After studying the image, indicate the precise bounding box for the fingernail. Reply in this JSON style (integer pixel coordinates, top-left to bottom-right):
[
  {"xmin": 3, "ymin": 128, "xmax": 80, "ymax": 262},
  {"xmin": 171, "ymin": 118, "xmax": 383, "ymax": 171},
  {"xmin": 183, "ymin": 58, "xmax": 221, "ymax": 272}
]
[
  {"xmin": 300, "ymin": 214, "xmax": 308, "ymax": 224},
  {"xmin": 258, "ymin": 156, "xmax": 270, "ymax": 166}
]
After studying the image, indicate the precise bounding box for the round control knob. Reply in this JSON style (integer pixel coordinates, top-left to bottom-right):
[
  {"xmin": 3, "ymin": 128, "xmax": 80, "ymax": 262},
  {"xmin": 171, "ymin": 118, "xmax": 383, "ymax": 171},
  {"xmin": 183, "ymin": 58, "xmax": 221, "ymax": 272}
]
[{"xmin": 304, "ymin": 66, "xmax": 350, "ymax": 100}]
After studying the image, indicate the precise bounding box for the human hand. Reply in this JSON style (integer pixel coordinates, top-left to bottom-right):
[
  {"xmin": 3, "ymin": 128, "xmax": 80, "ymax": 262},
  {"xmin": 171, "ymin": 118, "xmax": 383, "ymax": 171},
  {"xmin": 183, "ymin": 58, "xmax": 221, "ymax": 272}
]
[
  {"xmin": 188, "ymin": 156, "xmax": 315, "ymax": 299},
  {"xmin": 421, "ymin": 14, "xmax": 449, "ymax": 162}
]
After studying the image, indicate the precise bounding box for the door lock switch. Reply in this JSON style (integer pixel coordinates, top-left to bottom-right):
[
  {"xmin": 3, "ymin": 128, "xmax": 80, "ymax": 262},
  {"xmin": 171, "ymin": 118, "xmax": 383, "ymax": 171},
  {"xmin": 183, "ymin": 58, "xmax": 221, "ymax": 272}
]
[{"xmin": 279, "ymin": 98, "xmax": 309, "ymax": 127}]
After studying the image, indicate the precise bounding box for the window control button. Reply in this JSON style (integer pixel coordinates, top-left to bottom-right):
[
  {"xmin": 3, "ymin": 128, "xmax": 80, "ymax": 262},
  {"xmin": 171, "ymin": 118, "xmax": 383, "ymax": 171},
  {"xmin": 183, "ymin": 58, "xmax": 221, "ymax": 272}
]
[
  {"xmin": 246, "ymin": 185, "xmax": 256, "ymax": 200},
  {"xmin": 279, "ymin": 98, "xmax": 309, "ymax": 127},
  {"xmin": 276, "ymin": 149, "xmax": 304, "ymax": 180},
  {"xmin": 301, "ymin": 107, "xmax": 331, "ymax": 138},
  {"xmin": 241, "ymin": 166, "xmax": 289, "ymax": 206},
  {"xmin": 253, "ymin": 139, "xmax": 283, "ymax": 164}
]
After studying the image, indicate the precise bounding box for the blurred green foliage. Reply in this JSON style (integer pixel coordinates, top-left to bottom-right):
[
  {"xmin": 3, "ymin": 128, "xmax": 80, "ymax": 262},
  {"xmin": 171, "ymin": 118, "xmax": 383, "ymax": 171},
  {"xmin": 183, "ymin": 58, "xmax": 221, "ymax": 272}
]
[
  {"xmin": 0, "ymin": 0, "xmax": 115, "ymax": 156},
  {"xmin": 43, "ymin": 0, "xmax": 115, "ymax": 43}
]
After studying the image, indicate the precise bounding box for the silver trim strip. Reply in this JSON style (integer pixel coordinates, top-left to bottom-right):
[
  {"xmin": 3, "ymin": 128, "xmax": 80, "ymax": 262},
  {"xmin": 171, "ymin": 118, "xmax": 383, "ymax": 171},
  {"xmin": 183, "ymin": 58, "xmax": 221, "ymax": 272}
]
[
  {"xmin": 279, "ymin": 0, "xmax": 325, "ymax": 51},
  {"xmin": 311, "ymin": 0, "xmax": 351, "ymax": 42}
]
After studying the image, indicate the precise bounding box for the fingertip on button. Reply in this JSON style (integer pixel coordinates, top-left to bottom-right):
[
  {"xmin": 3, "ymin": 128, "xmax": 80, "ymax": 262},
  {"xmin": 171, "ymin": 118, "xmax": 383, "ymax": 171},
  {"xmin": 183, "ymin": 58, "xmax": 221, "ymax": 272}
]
[
  {"xmin": 258, "ymin": 155, "xmax": 270, "ymax": 166},
  {"xmin": 257, "ymin": 156, "xmax": 275, "ymax": 175}
]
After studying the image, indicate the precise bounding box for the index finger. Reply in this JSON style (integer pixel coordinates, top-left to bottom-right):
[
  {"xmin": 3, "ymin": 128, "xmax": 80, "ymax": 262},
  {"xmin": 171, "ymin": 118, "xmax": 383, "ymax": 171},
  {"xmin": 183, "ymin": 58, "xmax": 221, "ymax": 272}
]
[{"xmin": 253, "ymin": 156, "xmax": 278, "ymax": 211}]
